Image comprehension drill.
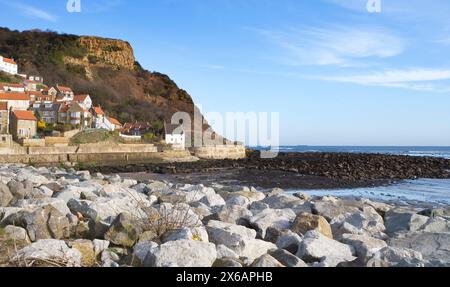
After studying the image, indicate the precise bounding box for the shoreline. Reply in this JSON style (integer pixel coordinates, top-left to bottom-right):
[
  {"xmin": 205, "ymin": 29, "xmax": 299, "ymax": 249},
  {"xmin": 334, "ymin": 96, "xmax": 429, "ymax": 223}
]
[{"xmin": 86, "ymin": 151, "xmax": 450, "ymax": 191}]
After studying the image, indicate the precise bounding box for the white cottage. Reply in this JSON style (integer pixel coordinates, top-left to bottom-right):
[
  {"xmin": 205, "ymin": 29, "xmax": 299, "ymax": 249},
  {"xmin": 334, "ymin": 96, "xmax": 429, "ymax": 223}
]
[
  {"xmin": 165, "ymin": 123, "xmax": 185, "ymax": 150},
  {"xmin": 0, "ymin": 55, "xmax": 18, "ymax": 75}
]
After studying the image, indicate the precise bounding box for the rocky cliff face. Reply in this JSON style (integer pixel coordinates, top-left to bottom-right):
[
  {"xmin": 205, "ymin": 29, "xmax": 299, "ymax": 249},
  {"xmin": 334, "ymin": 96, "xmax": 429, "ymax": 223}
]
[{"xmin": 65, "ymin": 37, "xmax": 136, "ymax": 72}]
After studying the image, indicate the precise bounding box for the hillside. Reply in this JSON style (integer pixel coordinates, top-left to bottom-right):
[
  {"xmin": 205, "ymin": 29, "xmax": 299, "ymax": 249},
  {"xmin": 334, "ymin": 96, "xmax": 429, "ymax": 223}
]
[{"xmin": 0, "ymin": 27, "xmax": 209, "ymax": 136}]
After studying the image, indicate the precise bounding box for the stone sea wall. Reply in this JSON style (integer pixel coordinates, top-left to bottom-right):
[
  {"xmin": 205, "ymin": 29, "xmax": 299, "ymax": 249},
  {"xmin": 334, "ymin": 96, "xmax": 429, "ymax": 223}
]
[{"xmin": 190, "ymin": 145, "xmax": 246, "ymax": 160}]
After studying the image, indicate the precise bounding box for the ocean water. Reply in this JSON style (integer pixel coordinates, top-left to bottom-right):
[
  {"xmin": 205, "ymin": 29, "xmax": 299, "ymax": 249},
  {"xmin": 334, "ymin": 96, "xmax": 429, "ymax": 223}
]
[
  {"xmin": 271, "ymin": 146, "xmax": 450, "ymax": 159},
  {"xmin": 260, "ymin": 146, "xmax": 450, "ymax": 206}
]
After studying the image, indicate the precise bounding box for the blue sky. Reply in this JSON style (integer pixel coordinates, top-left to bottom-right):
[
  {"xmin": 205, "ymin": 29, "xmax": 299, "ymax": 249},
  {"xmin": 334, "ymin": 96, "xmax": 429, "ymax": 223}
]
[{"xmin": 1, "ymin": 0, "xmax": 450, "ymax": 146}]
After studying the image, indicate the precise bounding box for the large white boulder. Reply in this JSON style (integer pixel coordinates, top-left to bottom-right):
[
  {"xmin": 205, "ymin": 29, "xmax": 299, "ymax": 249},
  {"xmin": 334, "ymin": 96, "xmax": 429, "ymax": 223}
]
[
  {"xmin": 11, "ymin": 239, "xmax": 82, "ymax": 267},
  {"xmin": 297, "ymin": 230, "xmax": 356, "ymax": 267},
  {"xmin": 144, "ymin": 240, "xmax": 217, "ymax": 267}
]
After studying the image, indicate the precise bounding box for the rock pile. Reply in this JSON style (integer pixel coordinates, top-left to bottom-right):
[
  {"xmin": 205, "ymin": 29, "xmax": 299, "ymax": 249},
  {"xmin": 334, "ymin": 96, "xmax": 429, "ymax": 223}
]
[{"xmin": 1, "ymin": 164, "xmax": 449, "ymax": 267}]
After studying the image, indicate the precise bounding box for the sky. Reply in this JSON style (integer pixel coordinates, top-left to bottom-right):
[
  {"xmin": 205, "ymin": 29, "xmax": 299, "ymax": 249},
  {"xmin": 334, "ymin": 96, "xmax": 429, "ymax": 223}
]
[{"xmin": 1, "ymin": 0, "xmax": 450, "ymax": 146}]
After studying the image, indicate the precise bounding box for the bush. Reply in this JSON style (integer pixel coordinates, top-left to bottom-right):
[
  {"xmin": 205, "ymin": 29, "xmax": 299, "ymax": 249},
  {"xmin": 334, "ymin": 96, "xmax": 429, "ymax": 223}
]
[{"xmin": 54, "ymin": 123, "xmax": 76, "ymax": 133}]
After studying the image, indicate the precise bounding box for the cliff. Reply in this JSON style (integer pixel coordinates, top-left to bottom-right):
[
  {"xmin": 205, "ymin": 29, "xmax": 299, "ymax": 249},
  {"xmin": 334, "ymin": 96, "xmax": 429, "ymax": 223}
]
[{"xmin": 0, "ymin": 27, "xmax": 207, "ymax": 136}]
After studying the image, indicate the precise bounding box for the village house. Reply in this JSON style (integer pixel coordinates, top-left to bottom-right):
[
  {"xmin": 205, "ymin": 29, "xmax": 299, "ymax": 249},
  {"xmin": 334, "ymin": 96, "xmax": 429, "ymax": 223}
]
[
  {"xmin": 59, "ymin": 102, "xmax": 92, "ymax": 128},
  {"xmin": 10, "ymin": 110, "xmax": 37, "ymax": 140},
  {"xmin": 55, "ymin": 85, "xmax": 75, "ymax": 101},
  {"xmin": 0, "ymin": 83, "xmax": 25, "ymax": 93},
  {"xmin": 164, "ymin": 123, "xmax": 185, "ymax": 150},
  {"xmin": 73, "ymin": 94, "xmax": 93, "ymax": 109},
  {"xmin": 32, "ymin": 102, "xmax": 61, "ymax": 124},
  {"xmin": 42, "ymin": 86, "xmax": 58, "ymax": 101},
  {"xmin": 23, "ymin": 79, "xmax": 44, "ymax": 92},
  {"xmin": 91, "ymin": 106, "xmax": 115, "ymax": 131},
  {"xmin": 28, "ymin": 91, "xmax": 54, "ymax": 103},
  {"xmin": 0, "ymin": 93, "xmax": 30, "ymax": 110},
  {"xmin": 0, "ymin": 55, "xmax": 18, "ymax": 75},
  {"xmin": 108, "ymin": 117, "xmax": 122, "ymax": 131},
  {"xmin": 0, "ymin": 102, "xmax": 9, "ymax": 134},
  {"xmin": 121, "ymin": 122, "xmax": 153, "ymax": 137}
]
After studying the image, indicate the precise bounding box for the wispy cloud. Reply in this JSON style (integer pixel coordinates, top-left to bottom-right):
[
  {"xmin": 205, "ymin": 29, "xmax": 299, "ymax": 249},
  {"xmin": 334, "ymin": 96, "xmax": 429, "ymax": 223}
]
[
  {"xmin": 256, "ymin": 25, "xmax": 405, "ymax": 67},
  {"xmin": 4, "ymin": 1, "xmax": 57, "ymax": 22},
  {"xmin": 315, "ymin": 68, "xmax": 450, "ymax": 92}
]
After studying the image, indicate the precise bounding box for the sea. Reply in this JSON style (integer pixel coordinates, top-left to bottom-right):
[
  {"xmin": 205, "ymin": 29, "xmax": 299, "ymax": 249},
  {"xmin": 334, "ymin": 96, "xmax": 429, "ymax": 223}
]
[{"xmin": 258, "ymin": 146, "xmax": 450, "ymax": 207}]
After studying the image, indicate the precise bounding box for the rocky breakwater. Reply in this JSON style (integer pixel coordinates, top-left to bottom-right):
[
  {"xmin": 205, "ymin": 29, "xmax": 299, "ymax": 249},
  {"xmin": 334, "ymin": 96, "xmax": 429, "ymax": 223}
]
[{"xmin": 1, "ymin": 164, "xmax": 449, "ymax": 267}]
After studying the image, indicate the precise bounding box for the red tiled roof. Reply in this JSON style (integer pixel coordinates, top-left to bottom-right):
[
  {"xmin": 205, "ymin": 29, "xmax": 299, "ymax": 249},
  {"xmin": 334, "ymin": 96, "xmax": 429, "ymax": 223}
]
[
  {"xmin": 3, "ymin": 57, "xmax": 16, "ymax": 65},
  {"xmin": 57, "ymin": 86, "xmax": 73, "ymax": 93},
  {"xmin": 13, "ymin": 110, "xmax": 37, "ymax": 121},
  {"xmin": 74, "ymin": 94, "xmax": 89, "ymax": 102},
  {"xmin": 0, "ymin": 102, "xmax": 7, "ymax": 110},
  {"xmin": 0, "ymin": 93, "xmax": 30, "ymax": 101},
  {"xmin": 93, "ymin": 106, "xmax": 105, "ymax": 116},
  {"xmin": 108, "ymin": 117, "xmax": 122, "ymax": 126},
  {"xmin": 0, "ymin": 83, "xmax": 24, "ymax": 88}
]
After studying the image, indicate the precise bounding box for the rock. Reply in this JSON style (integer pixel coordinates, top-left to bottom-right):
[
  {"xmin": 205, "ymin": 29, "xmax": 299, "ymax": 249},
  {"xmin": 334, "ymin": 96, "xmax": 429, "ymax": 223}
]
[
  {"xmin": 330, "ymin": 207, "xmax": 386, "ymax": 240},
  {"xmin": 220, "ymin": 190, "xmax": 266, "ymax": 204},
  {"xmin": 7, "ymin": 180, "xmax": 33, "ymax": 199},
  {"xmin": 293, "ymin": 192, "xmax": 311, "ymax": 201},
  {"xmin": 1, "ymin": 225, "xmax": 30, "ymax": 243},
  {"xmin": 101, "ymin": 249, "xmax": 121, "ymax": 267},
  {"xmin": 206, "ymin": 220, "xmax": 276, "ymax": 261},
  {"xmin": 384, "ymin": 208, "xmax": 429, "ymax": 236},
  {"xmin": 312, "ymin": 200, "xmax": 360, "ymax": 221},
  {"xmin": 359, "ymin": 199, "xmax": 393, "ymax": 216},
  {"xmin": 34, "ymin": 186, "xmax": 54, "ymax": 198},
  {"xmin": 216, "ymin": 244, "xmax": 239, "ymax": 259},
  {"xmin": 69, "ymin": 239, "xmax": 96, "ymax": 267},
  {"xmin": 2, "ymin": 205, "xmax": 70, "ymax": 241},
  {"xmin": 93, "ymin": 239, "xmax": 110, "ymax": 256},
  {"xmin": 249, "ymin": 201, "xmax": 270, "ymax": 211},
  {"xmin": 144, "ymin": 240, "xmax": 217, "ymax": 267},
  {"xmin": 104, "ymin": 213, "xmax": 142, "ymax": 248},
  {"xmin": 213, "ymin": 258, "xmax": 243, "ymax": 267},
  {"xmin": 138, "ymin": 230, "xmax": 158, "ymax": 243},
  {"xmin": 199, "ymin": 193, "xmax": 226, "ymax": 207},
  {"xmin": 68, "ymin": 195, "xmax": 151, "ymax": 222},
  {"xmin": 250, "ymin": 254, "xmax": 284, "ymax": 267},
  {"xmin": 369, "ymin": 246, "xmax": 424, "ymax": 266},
  {"xmin": 297, "ymin": 230, "xmax": 355, "ymax": 267},
  {"xmin": 76, "ymin": 170, "xmax": 91, "ymax": 181},
  {"xmin": 248, "ymin": 208, "xmax": 296, "ymax": 239},
  {"xmin": 419, "ymin": 217, "xmax": 450, "ymax": 233},
  {"xmin": 0, "ymin": 182, "xmax": 13, "ymax": 207},
  {"xmin": 262, "ymin": 194, "xmax": 311, "ymax": 214},
  {"xmin": 161, "ymin": 228, "xmax": 193, "ymax": 243},
  {"xmin": 146, "ymin": 181, "xmax": 170, "ymax": 193},
  {"xmin": 291, "ymin": 212, "xmax": 333, "ymax": 239},
  {"xmin": 11, "ymin": 239, "xmax": 82, "ymax": 267},
  {"xmin": 341, "ymin": 234, "xmax": 387, "ymax": 259},
  {"xmin": 16, "ymin": 169, "xmax": 49, "ymax": 186},
  {"xmin": 266, "ymin": 188, "xmax": 284, "ymax": 197},
  {"xmin": 205, "ymin": 205, "xmax": 252, "ymax": 225},
  {"xmin": 206, "ymin": 220, "xmax": 256, "ymax": 247},
  {"xmin": 275, "ymin": 230, "xmax": 303, "ymax": 255},
  {"xmin": 388, "ymin": 232, "xmax": 450, "ymax": 264},
  {"xmin": 132, "ymin": 241, "xmax": 158, "ymax": 266},
  {"xmin": 225, "ymin": 195, "xmax": 251, "ymax": 207},
  {"xmin": 14, "ymin": 198, "xmax": 71, "ymax": 216},
  {"xmin": 419, "ymin": 207, "xmax": 450, "ymax": 218},
  {"xmin": 268, "ymin": 249, "xmax": 307, "ymax": 267}
]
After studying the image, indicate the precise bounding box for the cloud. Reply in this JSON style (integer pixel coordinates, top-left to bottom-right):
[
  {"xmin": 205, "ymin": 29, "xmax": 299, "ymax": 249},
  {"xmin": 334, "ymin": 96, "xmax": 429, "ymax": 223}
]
[
  {"xmin": 5, "ymin": 1, "xmax": 57, "ymax": 22},
  {"xmin": 256, "ymin": 25, "xmax": 405, "ymax": 67},
  {"xmin": 315, "ymin": 68, "xmax": 450, "ymax": 92}
]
